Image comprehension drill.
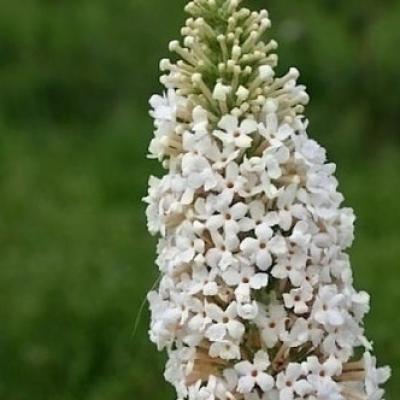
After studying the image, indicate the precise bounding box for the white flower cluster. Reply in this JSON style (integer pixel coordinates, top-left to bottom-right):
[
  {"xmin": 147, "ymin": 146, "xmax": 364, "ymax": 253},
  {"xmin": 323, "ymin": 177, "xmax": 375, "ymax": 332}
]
[{"xmin": 144, "ymin": 1, "xmax": 390, "ymax": 399}]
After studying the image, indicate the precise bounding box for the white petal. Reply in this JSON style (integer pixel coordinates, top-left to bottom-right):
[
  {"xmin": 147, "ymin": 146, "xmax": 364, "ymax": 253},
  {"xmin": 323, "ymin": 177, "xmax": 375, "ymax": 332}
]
[
  {"xmin": 203, "ymin": 282, "xmax": 218, "ymax": 296},
  {"xmin": 264, "ymin": 211, "xmax": 280, "ymax": 226},
  {"xmin": 225, "ymin": 162, "xmax": 239, "ymax": 180},
  {"xmin": 237, "ymin": 376, "xmax": 255, "ymax": 394},
  {"xmin": 265, "ymin": 156, "xmax": 281, "ymax": 180},
  {"xmin": 294, "ymin": 379, "xmax": 313, "ymax": 396},
  {"xmin": 254, "ymin": 350, "xmax": 270, "ymax": 370},
  {"xmin": 269, "ymin": 235, "xmax": 288, "ymax": 255},
  {"xmin": 276, "ymin": 124, "xmax": 293, "ymax": 141},
  {"xmin": 226, "ymin": 302, "xmax": 239, "ymax": 318},
  {"xmin": 206, "ymin": 303, "xmax": 224, "ymax": 321},
  {"xmin": 279, "ymin": 387, "xmax": 294, "ymax": 400},
  {"xmin": 250, "ymin": 273, "xmax": 269, "ymax": 289},
  {"xmin": 231, "ymin": 202, "xmax": 248, "ymax": 220},
  {"xmin": 235, "ymin": 283, "xmax": 251, "ymax": 302},
  {"xmin": 213, "ymin": 130, "xmax": 233, "ymax": 144},
  {"xmin": 255, "ymin": 224, "xmax": 273, "ymax": 241},
  {"xmin": 256, "ymin": 250, "xmax": 272, "ymax": 271},
  {"xmin": 205, "ymin": 248, "xmax": 221, "ymax": 268},
  {"xmin": 327, "ymin": 310, "xmax": 345, "ymax": 326},
  {"xmin": 240, "ymin": 119, "xmax": 258, "ymax": 135},
  {"xmin": 240, "ymin": 237, "xmax": 259, "ymax": 254},
  {"xmin": 206, "ymin": 323, "xmax": 226, "ymax": 341},
  {"xmin": 324, "ymin": 355, "xmax": 342, "ymax": 376},
  {"xmin": 222, "ymin": 269, "xmax": 241, "ymax": 286},
  {"xmin": 227, "ymin": 320, "xmax": 245, "ymax": 340},
  {"xmin": 286, "ymin": 363, "xmax": 303, "ymax": 380},
  {"xmin": 238, "ymin": 217, "xmax": 255, "ymax": 232},
  {"xmin": 236, "ymin": 135, "xmax": 253, "ymax": 148},
  {"xmin": 249, "ymin": 200, "xmax": 265, "ymax": 220},
  {"xmin": 218, "ymin": 114, "xmax": 238, "ymax": 133},
  {"xmin": 237, "ymin": 301, "xmax": 259, "ymax": 320},
  {"xmin": 256, "ymin": 373, "xmax": 274, "ymax": 391},
  {"xmin": 235, "ymin": 361, "xmax": 253, "ymax": 375}
]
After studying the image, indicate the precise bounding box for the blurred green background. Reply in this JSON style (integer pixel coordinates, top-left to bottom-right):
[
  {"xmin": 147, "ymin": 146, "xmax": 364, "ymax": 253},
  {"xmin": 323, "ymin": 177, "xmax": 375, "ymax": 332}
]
[{"xmin": 0, "ymin": 0, "xmax": 398, "ymax": 398}]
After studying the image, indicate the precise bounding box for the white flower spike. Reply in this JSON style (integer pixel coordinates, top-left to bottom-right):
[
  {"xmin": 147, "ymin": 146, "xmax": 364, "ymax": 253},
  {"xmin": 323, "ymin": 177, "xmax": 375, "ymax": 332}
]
[{"xmin": 144, "ymin": 1, "xmax": 390, "ymax": 399}]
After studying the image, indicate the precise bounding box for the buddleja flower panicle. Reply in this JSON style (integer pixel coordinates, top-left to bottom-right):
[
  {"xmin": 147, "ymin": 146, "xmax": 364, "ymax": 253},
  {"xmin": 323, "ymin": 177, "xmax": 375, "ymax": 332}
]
[{"xmin": 144, "ymin": 1, "xmax": 390, "ymax": 399}]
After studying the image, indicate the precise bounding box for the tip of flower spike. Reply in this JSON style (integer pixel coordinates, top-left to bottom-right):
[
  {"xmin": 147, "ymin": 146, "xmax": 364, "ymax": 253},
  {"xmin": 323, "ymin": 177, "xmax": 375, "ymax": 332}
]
[
  {"xmin": 160, "ymin": 59, "xmax": 171, "ymax": 71},
  {"xmin": 191, "ymin": 73, "xmax": 202, "ymax": 84},
  {"xmin": 260, "ymin": 18, "xmax": 271, "ymax": 29},
  {"xmin": 169, "ymin": 40, "xmax": 180, "ymax": 52},
  {"xmin": 259, "ymin": 65, "xmax": 275, "ymax": 81},
  {"xmin": 213, "ymin": 83, "xmax": 231, "ymax": 101},
  {"xmin": 265, "ymin": 98, "xmax": 278, "ymax": 113},
  {"xmin": 236, "ymin": 86, "xmax": 249, "ymax": 102},
  {"xmin": 299, "ymin": 92, "xmax": 310, "ymax": 104},
  {"xmin": 288, "ymin": 67, "xmax": 300, "ymax": 79},
  {"xmin": 184, "ymin": 2, "xmax": 195, "ymax": 13},
  {"xmin": 232, "ymin": 45, "xmax": 241, "ymax": 60}
]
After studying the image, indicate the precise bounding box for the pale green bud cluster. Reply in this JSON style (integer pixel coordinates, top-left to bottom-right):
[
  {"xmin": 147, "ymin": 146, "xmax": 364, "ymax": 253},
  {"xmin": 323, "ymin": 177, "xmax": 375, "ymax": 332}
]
[{"xmin": 160, "ymin": 0, "xmax": 308, "ymax": 123}]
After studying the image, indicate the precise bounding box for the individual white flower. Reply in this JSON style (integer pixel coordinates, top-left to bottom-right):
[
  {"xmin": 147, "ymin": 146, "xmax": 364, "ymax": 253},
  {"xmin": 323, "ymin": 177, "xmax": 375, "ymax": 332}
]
[
  {"xmin": 241, "ymin": 225, "xmax": 287, "ymax": 271},
  {"xmin": 215, "ymin": 162, "xmax": 248, "ymax": 207},
  {"xmin": 321, "ymin": 324, "xmax": 357, "ymax": 361},
  {"xmin": 303, "ymin": 355, "xmax": 342, "ymax": 378},
  {"xmin": 289, "ymin": 220, "xmax": 313, "ymax": 249},
  {"xmin": 239, "ymin": 155, "xmax": 278, "ymax": 198},
  {"xmin": 239, "ymin": 200, "xmax": 282, "ymax": 232},
  {"xmin": 144, "ymin": 174, "xmax": 186, "ymax": 235},
  {"xmin": 165, "ymin": 348, "xmax": 193, "ymax": 398},
  {"xmin": 188, "ymin": 304, "xmax": 212, "ymax": 333},
  {"xmin": 237, "ymin": 300, "xmax": 259, "ymax": 320},
  {"xmin": 186, "ymin": 265, "xmax": 219, "ymax": 296},
  {"xmin": 306, "ymin": 374, "xmax": 343, "ymax": 400},
  {"xmin": 150, "ymin": 88, "xmax": 188, "ymax": 122},
  {"xmin": 206, "ymin": 201, "xmax": 249, "ymax": 237},
  {"xmin": 351, "ymin": 290, "xmax": 370, "ymax": 322},
  {"xmin": 286, "ymin": 317, "xmax": 324, "ymax": 348},
  {"xmin": 207, "ymin": 142, "xmax": 240, "ymax": 170},
  {"xmin": 182, "ymin": 128, "xmax": 212, "ymax": 157},
  {"xmin": 257, "ymin": 303, "xmax": 288, "ymax": 348},
  {"xmin": 182, "ymin": 152, "xmax": 218, "ymax": 193},
  {"xmin": 364, "ymin": 352, "xmax": 391, "ymax": 400},
  {"xmin": 271, "ymin": 249, "xmax": 307, "ymax": 287},
  {"xmin": 222, "ymin": 265, "xmax": 269, "ymax": 303},
  {"xmin": 283, "ymin": 282, "xmax": 314, "ymax": 315},
  {"xmin": 276, "ymin": 363, "xmax": 311, "ymax": 400},
  {"xmin": 214, "ymin": 115, "xmax": 258, "ymax": 149},
  {"xmin": 209, "ymin": 340, "xmax": 241, "ymax": 361},
  {"xmin": 205, "ymin": 231, "xmax": 241, "ymax": 271},
  {"xmin": 205, "ymin": 302, "xmax": 245, "ymax": 342},
  {"xmin": 276, "ymin": 182, "xmax": 299, "ymax": 210},
  {"xmin": 295, "ymin": 137, "xmax": 327, "ymax": 165},
  {"xmin": 215, "ymin": 369, "xmax": 239, "ymax": 400},
  {"xmin": 262, "ymin": 141, "xmax": 291, "ymax": 180},
  {"xmin": 302, "ymin": 356, "xmax": 343, "ymax": 400},
  {"xmin": 148, "ymin": 89, "xmax": 189, "ymax": 160},
  {"xmin": 235, "ymin": 351, "xmax": 274, "ymax": 393},
  {"xmin": 171, "ymin": 225, "xmax": 206, "ymax": 267},
  {"xmin": 147, "ymin": 291, "xmax": 182, "ymax": 349},
  {"xmin": 188, "ymin": 375, "xmax": 228, "ymax": 400},
  {"xmin": 312, "ymin": 285, "xmax": 346, "ymax": 327}
]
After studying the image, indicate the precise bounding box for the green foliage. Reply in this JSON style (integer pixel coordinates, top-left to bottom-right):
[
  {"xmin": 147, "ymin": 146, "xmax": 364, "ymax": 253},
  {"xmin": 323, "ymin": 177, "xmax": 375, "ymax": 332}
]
[{"xmin": 0, "ymin": 0, "xmax": 398, "ymax": 398}]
